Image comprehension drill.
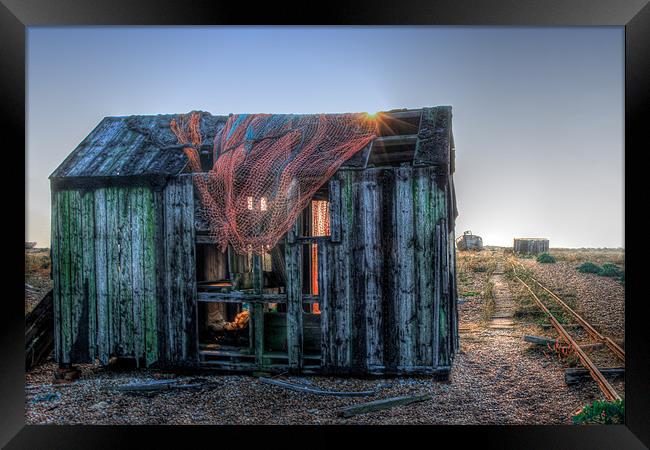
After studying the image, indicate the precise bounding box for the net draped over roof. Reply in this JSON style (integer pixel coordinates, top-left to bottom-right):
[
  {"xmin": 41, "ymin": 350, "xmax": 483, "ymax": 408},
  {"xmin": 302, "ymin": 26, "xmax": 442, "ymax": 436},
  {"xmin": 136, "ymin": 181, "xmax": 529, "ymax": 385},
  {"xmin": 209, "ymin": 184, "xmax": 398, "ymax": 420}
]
[{"xmin": 171, "ymin": 111, "xmax": 376, "ymax": 254}]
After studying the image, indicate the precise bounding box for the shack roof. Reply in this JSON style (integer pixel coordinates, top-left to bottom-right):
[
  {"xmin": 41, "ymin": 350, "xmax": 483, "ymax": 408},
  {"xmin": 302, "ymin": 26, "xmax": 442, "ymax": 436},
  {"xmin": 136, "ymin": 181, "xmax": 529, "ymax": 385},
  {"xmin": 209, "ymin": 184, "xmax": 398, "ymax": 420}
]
[
  {"xmin": 50, "ymin": 107, "xmax": 454, "ymax": 185},
  {"xmin": 50, "ymin": 112, "xmax": 227, "ymax": 180}
]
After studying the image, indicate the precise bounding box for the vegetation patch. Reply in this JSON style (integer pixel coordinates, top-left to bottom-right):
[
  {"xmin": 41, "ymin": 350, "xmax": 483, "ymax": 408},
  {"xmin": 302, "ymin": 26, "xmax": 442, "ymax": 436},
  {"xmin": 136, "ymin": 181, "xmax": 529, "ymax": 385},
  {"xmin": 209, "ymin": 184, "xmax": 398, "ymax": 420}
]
[
  {"xmin": 481, "ymin": 280, "xmax": 495, "ymax": 322},
  {"xmin": 536, "ymin": 253, "xmax": 556, "ymax": 264},
  {"xmin": 577, "ymin": 262, "xmax": 601, "ymax": 274},
  {"xmin": 460, "ymin": 291, "xmax": 480, "ymax": 297},
  {"xmin": 599, "ymin": 263, "xmax": 623, "ymax": 278},
  {"xmin": 577, "ymin": 261, "xmax": 625, "ymax": 283},
  {"xmin": 572, "ymin": 399, "xmax": 625, "ymax": 425}
]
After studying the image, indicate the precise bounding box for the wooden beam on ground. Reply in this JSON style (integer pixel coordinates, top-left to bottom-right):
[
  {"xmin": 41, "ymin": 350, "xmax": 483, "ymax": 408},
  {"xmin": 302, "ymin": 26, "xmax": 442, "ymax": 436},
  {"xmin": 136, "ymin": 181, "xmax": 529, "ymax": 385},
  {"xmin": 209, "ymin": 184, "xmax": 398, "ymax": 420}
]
[
  {"xmin": 523, "ymin": 335, "xmax": 604, "ymax": 350},
  {"xmin": 565, "ymin": 367, "xmax": 625, "ymax": 385},
  {"xmin": 338, "ymin": 394, "xmax": 431, "ymax": 418},
  {"xmin": 258, "ymin": 377, "xmax": 376, "ymax": 397}
]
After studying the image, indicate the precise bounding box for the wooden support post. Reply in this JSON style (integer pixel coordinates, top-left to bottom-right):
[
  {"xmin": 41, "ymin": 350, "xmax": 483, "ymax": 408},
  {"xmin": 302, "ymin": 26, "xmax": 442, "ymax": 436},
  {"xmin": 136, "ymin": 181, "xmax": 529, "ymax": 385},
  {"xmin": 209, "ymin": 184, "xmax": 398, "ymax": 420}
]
[
  {"xmin": 252, "ymin": 254, "xmax": 266, "ymax": 367},
  {"xmin": 286, "ymin": 221, "xmax": 303, "ymax": 372}
]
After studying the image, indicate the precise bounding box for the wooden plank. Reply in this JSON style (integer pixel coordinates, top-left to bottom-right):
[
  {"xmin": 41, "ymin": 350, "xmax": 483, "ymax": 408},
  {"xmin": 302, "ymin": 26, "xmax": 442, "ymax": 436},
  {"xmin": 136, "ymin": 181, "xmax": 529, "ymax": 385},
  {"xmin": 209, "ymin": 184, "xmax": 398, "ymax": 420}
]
[
  {"xmin": 258, "ymin": 377, "xmax": 376, "ymax": 397},
  {"xmin": 153, "ymin": 189, "xmax": 168, "ymax": 363},
  {"xmin": 379, "ymin": 168, "xmax": 399, "ymax": 372},
  {"xmin": 523, "ymin": 335, "xmax": 605, "ymax": 350},
  {"xmin": 285, "ymin": 222, "xmax": 303, "ymax": 371},
  {"xmin": 333, "ymin": 171, "xmax": 353, "ymax": 369},
  {"xmin": 164, "ymin": 179, "xmax": 179, "ymax": 361},
  {"xmin": 94, "ymin": 189, "xmax": 109, "ymax": 364},
  {"xmin": 349, "ymin": 170, "xmax": 367, "ymax": 372},
  {"xmin": 51, "ymin": 191, "xmax": 61, "ymax": 363},
  {"xmin": 81, "ymin": 190, "xmax": 96, "ymax": 361},
  {"xmin": 180, "ymin": 176, "xmax": 197, "ymax": 362},
  {"xmin": 252, "ymin": 254, "xmax": 265, "ymax": 367},
  {"xmin": 439, "ymin": 218, "xmax": 450, "ymax": 366},
  {"xmin": 565, "ymin": 367, "xmax": 624, "ymax": 385},
  {"xmin": 338, "ymin": 395, "xmax": 431, "ymax": 418},
  {"xmin": 361, "ymin": 170, "xmax": 383, "ymax": 367},
  {"xmin": 328, "ymin": 179, "xmax": 341, "ymax": 243},
  {"xmin": 68, "ymin": 190, "xmax": 84, "ymax": 360},
  {"xmin": 394, "ymin": 167, "xmax": 416, "ymax": 368},
  {"xmin": 58, "ymin": 191, "xmax": 72, "ymax": 364},
  {"xmin": 317, "ymin": 242, "xmax": 330, "ymax": 369},
  {"xmin": 373, "ymin": 135, "xmax": 418, "ymax": 146},
  {"xmin": 130, "ymin": 187, "xmax": 144, "ymax": 365},
  {"xmin": 413, "ymin": 167, "xmax": 434, "ymax": 366},
  {"xmin": 143, "ymin": 188, "xmax": 158, "ymax": 366},
  {"xmin": 117, "ymin": 187, "xmax": 134, "ymax": 356},
  {"xmin": 432, "ymin": 222, "xmax": 441, "ymax": 368},
  {"xmin": 197, "ymin": 292, "xmax": 287, "ymax": 303},
  {"xmin": 105, "ymin": 188, "xmax": 119, "ymax": 357}
]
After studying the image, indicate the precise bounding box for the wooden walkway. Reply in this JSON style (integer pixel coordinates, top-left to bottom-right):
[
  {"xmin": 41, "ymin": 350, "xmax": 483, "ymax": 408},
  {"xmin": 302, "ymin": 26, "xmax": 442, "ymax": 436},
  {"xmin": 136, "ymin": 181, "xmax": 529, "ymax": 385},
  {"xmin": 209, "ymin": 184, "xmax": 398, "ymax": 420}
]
[{"xmin": 488, "ymin": 262, "xmax": 516, "ymax": 329}]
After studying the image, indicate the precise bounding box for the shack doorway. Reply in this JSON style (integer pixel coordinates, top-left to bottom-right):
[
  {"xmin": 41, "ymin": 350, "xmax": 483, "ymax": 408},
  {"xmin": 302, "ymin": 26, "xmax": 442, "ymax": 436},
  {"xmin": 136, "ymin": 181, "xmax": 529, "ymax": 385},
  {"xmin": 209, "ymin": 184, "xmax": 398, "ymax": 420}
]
[{"xmin": 195, "ymin": 193, "xmax": 329, "ymax": 372}]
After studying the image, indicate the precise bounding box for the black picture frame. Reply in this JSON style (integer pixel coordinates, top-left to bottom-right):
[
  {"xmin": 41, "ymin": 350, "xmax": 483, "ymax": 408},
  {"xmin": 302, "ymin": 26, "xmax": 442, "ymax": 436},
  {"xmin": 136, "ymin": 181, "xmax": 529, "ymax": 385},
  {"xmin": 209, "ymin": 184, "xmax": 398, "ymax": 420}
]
[{"xmin": 3, "ymin": 1, "xmax": 648, "ymax": 448}]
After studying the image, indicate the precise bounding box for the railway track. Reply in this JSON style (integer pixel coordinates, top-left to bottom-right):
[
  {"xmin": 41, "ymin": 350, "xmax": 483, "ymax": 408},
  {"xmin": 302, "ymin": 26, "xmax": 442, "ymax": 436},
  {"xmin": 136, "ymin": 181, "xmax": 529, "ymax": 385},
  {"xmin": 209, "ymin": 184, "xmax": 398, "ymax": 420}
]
[{"xmin": 508, "ymin": 259, "xmax": 623, "ymax": 402}]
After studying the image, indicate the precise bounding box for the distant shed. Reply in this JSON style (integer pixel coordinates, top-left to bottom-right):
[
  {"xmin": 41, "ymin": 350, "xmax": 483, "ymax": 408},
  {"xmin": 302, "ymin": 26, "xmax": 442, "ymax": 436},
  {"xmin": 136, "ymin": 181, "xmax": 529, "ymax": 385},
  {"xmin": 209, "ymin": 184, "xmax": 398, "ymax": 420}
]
[{"xmin": 513, "ymin": 238, "xmax": 549, "ymax": 255}]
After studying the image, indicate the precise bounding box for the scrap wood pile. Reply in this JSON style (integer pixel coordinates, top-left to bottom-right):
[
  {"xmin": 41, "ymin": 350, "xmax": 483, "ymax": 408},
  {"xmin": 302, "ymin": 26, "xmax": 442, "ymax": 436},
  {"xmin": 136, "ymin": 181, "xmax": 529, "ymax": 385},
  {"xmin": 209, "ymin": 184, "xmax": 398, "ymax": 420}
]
[{"xmin": 25, "ymin": 289, "xmax": 54, "ymax": 371}]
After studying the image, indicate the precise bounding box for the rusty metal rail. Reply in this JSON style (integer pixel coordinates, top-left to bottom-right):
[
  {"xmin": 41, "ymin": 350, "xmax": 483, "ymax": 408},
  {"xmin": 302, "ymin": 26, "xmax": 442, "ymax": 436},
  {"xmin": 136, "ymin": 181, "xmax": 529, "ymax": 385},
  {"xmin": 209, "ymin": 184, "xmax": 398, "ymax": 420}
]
[
  {"xmin": 510, "ymin": 262, "xmax": 621, "ymax": 402},
  {"xmin": 511, "ymin": 260, "xmax": 625, "ymax": 363}
]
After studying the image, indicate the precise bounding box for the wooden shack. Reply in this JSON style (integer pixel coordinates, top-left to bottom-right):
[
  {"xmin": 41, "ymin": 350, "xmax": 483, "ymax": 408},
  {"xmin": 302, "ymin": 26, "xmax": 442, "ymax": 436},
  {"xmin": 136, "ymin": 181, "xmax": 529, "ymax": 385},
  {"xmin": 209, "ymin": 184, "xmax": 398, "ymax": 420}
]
[
  {"xmin": 49, "ymin": 107, "xmax": 459, "ymax": 377},
  {"xmin": 513, "ymin": 238, "xmax": 549, "ymax": 255}
]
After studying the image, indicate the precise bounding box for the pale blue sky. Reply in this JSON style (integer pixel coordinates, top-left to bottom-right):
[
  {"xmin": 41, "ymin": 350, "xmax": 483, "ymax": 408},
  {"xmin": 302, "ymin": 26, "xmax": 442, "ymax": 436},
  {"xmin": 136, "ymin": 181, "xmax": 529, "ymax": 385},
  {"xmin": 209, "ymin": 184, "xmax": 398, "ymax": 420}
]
[{"xmin": 27, "ymin": 26, "xmax": 624, "ymax": 248}]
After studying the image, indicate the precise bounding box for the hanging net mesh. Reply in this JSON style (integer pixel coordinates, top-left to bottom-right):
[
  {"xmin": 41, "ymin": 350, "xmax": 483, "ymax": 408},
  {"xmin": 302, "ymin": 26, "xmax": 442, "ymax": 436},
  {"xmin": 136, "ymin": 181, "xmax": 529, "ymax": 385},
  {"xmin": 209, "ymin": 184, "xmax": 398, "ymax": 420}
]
[{"xmin": 170, "ymin": 111, "xmax": 376, "ymax": 255}]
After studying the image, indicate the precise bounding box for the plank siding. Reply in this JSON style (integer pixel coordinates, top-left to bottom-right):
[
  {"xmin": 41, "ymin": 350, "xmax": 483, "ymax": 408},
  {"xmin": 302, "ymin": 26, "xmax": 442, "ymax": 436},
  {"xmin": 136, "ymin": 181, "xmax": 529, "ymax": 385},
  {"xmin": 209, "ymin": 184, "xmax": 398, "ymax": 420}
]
[
  {"xmin": 52, "ymin": 184, "xmax": 176, "ymax": 367},
  {"xmin": 162, "ymin": 175, "xmax": 198, "ymax": 365},
  {"xmin": 318, "ymin": 165, "xmax": 455, "ymax": 375}
]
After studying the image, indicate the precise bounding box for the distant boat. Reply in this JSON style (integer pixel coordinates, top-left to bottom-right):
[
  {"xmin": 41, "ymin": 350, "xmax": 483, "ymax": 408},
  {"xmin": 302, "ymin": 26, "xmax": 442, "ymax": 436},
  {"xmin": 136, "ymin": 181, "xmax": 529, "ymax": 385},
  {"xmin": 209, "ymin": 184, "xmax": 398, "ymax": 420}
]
[
  {"xmin": 456, "ymin": 231, "xmax": 483, "ymax": 251},
  {"xmin": 25, "ymin": 242, "xmax": 37, "ymax": 249}
]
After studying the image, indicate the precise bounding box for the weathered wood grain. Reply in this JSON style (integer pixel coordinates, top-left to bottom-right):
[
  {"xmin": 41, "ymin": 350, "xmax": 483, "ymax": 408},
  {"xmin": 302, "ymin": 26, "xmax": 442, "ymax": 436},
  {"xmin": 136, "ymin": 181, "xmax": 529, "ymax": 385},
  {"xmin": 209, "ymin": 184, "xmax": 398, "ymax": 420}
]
[
  {"xmin": 94, "ymin": 188, "xmax": 109, "ymax": 364},
  {"xmin": 285, "ymin": 222, "xmax": 303, "ymax": 371}
]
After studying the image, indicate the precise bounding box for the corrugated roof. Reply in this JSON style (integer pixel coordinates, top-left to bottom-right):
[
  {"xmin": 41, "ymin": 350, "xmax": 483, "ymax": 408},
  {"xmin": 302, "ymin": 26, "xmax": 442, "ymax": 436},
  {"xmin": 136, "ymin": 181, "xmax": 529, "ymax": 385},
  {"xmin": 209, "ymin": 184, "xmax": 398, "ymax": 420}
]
[{"xmin": 50, "ymin": 112, "xmax": 227, "ymax": 179}]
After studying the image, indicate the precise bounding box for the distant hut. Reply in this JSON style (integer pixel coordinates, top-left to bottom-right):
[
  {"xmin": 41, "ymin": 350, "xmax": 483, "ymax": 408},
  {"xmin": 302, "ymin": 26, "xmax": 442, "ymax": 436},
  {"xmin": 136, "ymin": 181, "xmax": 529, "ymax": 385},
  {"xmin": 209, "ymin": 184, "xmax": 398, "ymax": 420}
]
[
  {"xmin": 513, "ymin": 238, "xmax": 549, "ymax": 255},
  {"xmin": 456, "ymin": 230, "xmax": 483, "ymax": 251},
  {"xmin": 49, "ymin": 106, "xmax": 459, "ymax": 377}
]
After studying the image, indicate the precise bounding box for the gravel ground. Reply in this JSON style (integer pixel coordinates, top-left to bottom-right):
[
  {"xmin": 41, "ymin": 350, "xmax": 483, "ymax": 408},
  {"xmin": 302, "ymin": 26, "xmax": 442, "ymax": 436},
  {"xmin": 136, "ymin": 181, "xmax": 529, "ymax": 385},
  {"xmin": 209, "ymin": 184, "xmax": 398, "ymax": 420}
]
[
  {"xmin": 518, "ymin": 258, "xmax": 625, "ymax": 343},
  {"xmin": 25, "ymin": 248, "xmax": 623, "ymax": 424}
]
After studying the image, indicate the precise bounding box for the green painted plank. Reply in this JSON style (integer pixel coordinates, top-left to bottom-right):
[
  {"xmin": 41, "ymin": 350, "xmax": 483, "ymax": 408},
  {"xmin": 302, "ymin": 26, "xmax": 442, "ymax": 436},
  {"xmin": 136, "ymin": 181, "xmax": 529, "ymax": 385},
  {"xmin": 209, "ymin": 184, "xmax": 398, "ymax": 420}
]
[
  {"xmin": 68, "ymin": 190, "xmax": 84, "ymax": 360},
  {"xmin": 51, "ymin": 191, "xmax": 61, "ymax": 362},
  {"xmin": 94, "ymin": 188, "xmax": 109, "ymax": 364},
  {"xmin": 117, "ymin": 187, "xmax": 134, "ymax": 356},
  {"xmin": 143, "ymin": 188, "xmax": 158, "ymax": 366},
  {"xmin": 58, "ymin": 191, "xmax": 72, "ymax": 363},
  {"xmin": 81, "ymin": 190, "xmax": 96, "ymax": 361},
  {"xmin": 130, "ymin": 187, "xmax": 144, "ymax": 365}
]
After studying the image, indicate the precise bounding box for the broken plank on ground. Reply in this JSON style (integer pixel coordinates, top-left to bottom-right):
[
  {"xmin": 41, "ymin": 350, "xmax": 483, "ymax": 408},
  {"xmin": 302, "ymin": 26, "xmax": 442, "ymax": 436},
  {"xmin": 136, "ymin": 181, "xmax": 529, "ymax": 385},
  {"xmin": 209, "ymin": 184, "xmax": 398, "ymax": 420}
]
[{"xmin": 338, "ymin": 394, "xmax": 431, "ymax": 418}]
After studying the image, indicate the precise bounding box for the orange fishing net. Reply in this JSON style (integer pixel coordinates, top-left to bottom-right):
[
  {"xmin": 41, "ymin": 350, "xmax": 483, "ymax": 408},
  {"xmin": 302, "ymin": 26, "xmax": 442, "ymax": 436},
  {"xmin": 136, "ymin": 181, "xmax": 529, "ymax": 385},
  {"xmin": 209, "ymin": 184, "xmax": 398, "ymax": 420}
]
[{"xmin": 171, "ymin": 111, "xmax": 375, "ymax": 255}]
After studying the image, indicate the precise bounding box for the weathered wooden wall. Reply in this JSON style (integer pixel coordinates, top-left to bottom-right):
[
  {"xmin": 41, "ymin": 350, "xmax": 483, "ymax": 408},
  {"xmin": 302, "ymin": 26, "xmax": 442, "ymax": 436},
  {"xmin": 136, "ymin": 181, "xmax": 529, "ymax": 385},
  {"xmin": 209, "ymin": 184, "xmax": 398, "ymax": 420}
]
[
  {"xmin": 51, "ymin": 174, "xmax": 197, "ymax": 367},
  {"xmin": 318, "ymin": 167, "xmax": 458, "ymax": 376},
  {"xmin": 513, "ymin": 238, "xmax": 549, "ymax": 255}
]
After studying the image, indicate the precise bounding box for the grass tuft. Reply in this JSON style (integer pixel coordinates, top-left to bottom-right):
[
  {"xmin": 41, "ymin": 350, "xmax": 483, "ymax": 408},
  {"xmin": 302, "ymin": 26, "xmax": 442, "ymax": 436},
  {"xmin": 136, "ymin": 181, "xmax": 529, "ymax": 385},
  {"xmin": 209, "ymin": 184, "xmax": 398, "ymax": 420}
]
[{"xmin": 536, "ymin": 253, "xmax": 556, "ymax": 264}]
